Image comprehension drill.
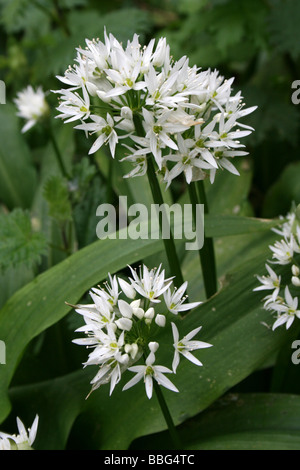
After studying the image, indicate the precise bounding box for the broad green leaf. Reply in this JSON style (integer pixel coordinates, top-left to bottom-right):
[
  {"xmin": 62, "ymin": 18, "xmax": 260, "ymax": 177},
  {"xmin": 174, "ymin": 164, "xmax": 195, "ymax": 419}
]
[
  {"xmin": 130, "ymin": 393, "xmax": 300, "ymax": 450},
  {"xmin": 0, "ymin": 104, "xmax": 37, "ymax": 209}
]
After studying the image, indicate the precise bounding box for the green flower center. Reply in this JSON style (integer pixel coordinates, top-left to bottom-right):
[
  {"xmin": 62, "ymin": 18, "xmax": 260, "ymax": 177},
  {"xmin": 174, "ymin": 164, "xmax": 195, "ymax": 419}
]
[
  {"xmin": 125, "ymin": 78, "xmax": 134, "ymax": 87},
  {"xmin": 153, "ymin": 125, "xmax": 162, "ymax": 134},
  {"xmin": 102, "ymin": 125, "xmax": 112, "ymax": 136},
  {"xmin": 145, "ymin": 366, "xmax": 154, "ymax": 376},
  {"xmin": 196, "ymin": 139, "xmax": 205, "ymax": 148}
]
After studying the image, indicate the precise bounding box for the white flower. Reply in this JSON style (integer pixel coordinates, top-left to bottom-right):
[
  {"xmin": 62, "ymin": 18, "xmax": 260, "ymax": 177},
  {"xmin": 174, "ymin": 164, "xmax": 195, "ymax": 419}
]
[
  {"xmin": 14, "ymin": 86, "xmax": 49, "ymax": 133},
  {"xmin": 270, "ymin": 286, "xmax": 300, "ymax": 330},
  {"xmin": 89, "ymin": 359, "xmax": 122, "ymax": 396},
  {"xmin": 123, "ymin": 349, "xmax": 179, "ymax": 399},
  {"xmin": 55, "ymin": 87, "xmax": 90, "ymax": 123},
  {"xmin": 171, "ymin": 322, "xmax": 212, "ymax": 372},
  {"xmin": 142, "ymin": 108, "xmax": 188, "ymax": 168},
  {"xmin": 0, "ymin": 415, "xmax": 39, "ymax": 450},
  {"xmin": 269, "ymin": 236, "xmax": 299, "ymax": 265},
  {"xmin": 91, "ymin": 273, "xmax": 120, "ymax": 309},
  {"xmin": 164, "ymin": 281, "xmax": 202, "ymax": 315},
  {"xmin": 0, "ymin": 435, "xmax": 12, "ymax": 450},
  {"xmin": 253, "ymin": 264, "xmax": 281, "ymax": 302},
  {"xmin": 128, "ymin": 264, "xmax": 173, "ymax": 303},
  {"xmin": 163, "ymin": 135, "xmax": 210, "ymax": 188},
  {"xmin": 75, "ymin": 113, "xmax": 118, "ymax": 157}
]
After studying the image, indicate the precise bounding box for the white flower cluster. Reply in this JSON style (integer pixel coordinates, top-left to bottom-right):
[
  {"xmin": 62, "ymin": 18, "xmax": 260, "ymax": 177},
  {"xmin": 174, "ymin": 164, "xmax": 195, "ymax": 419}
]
[
  {"xmin": 54, "ymin": 30, "xmax": 256, "ymax": 186},
  {"xmin": 0, "ymin": 415, "xmax": 39, "ymax": 450},
  {"xmin": 14, "ymin": 86, "xmax": 49, "ymax": 133},
  {"xmin": 254, "ymin": 207, "xmax": 300, "ymax": 330},
  {"xmin": 71, "ymin": 264, "xmax": 212, "ymax": 399}
]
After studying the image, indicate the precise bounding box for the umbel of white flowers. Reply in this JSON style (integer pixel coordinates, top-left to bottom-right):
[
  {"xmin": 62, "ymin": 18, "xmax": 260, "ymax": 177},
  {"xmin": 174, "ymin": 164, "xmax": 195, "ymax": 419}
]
[
  {"xmin": 0, "ymin": 415, "xmax": 39, "ymax": 451},
  {"xmin": 54, "ymin": 30, "xmax": 256, "ymax": 186},
  {"xmin": 70, "ymin": 264, "xmax": 212, "ymax": 399},
  {"xmin": 254, "ymin": 204, "xmax": 300, "ymax": 331}
]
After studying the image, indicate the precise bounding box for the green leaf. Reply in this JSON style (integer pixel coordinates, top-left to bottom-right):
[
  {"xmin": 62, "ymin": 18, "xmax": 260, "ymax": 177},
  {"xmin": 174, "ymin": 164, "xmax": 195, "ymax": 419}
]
[
  {"xmin": 0, "ymin": 208, "xmax": 47, "ymax": 272},
  {"xmin": 131, "ymin": 393, "xmax": 300, "ymax": 450},
  {"xmin": 0, "ymin": 105, "xmax": 37, "ymax": 209},
  {"xmin": 43, "ymin": 175, "xmax": 72, "ymax": 222},
  {"xmin": 263, "ymin": 162, "xmax": 300, "ymax": 218},
  {"xmin": 268, "ymin": 0, "xmax": 300, "ymax": 61}
]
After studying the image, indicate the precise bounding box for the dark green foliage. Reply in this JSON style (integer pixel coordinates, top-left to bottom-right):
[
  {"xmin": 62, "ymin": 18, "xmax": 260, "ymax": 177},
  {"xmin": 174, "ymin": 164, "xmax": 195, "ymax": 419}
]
[{"xmin": 0, "ymin": 208, "xmax": 47, "ymax": 271}]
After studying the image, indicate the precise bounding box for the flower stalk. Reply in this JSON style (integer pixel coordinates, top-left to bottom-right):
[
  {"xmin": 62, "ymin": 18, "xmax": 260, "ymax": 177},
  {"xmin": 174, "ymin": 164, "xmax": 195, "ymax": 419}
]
[{"xmin": 133, "ymin": 113, "xmax": 185, "ymax": 288}]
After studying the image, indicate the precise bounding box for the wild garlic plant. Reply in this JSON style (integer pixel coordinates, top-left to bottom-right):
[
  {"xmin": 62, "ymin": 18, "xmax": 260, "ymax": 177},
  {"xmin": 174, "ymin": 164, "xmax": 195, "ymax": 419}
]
[
  {"xmin": 254, "ymin": 205, "xmax": 300, "ymax": 331},
  {"xmin": 54, "ymin": 30, "xmax": 256, "ymax": 186},
  {"xmin": 71, "ymin": 264, "xmax": 212, "ymax": 400},
  {"xmin": 54, "ymin": 30, "xmax": 257, "ymax": 297}
]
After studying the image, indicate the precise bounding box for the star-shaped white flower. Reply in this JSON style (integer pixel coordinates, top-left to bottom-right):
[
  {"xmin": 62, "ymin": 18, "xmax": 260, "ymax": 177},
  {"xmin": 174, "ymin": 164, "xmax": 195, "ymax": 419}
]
[
  {"xmin": 75, "ymin": 113, "xmax": 118, "ymax": 157},
  {"xmin": 270, "ymin": 286, "xmax": 300, "ymax": 330},
  {"xmin": 164, "ymin": 281, "xmax": 202, "ymax": 315},
  {"xmin": 171, "ymin": 322, "xmax": 212, "ymax": 372},
  {"xmin": 128, "ymin": 264, "xmax": 173, "ymax": 303},
  {"xmin": 253, "ymin": 264, "xmax": 281, "ymax": 302},
  {"xmin": 14, "ymin": 86, "xmax": 49, "ymax": 133},
  {"xmin": 123, "ymin": 349, "xmax": 178, "ymax": 399}
]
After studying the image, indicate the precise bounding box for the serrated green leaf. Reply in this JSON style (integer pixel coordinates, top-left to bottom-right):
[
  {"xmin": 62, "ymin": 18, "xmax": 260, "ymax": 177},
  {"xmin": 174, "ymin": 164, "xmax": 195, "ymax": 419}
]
[{"xmin": 0, "ymin": 208, "xmax": 47, "ymax": 272}]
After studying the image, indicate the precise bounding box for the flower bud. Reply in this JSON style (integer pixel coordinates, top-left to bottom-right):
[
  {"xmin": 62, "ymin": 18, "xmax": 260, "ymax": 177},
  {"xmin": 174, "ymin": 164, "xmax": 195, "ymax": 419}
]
[
  {"xmin": 130, "ymin": 299, "xmax": 141, "ymax": 309},
  {"xmin": 118, "ymin": 299, "xmax": 133, "ymax": 318},
  {"xmin": 148, "ymin": 341, "xmax": 159, "ymax": 353},
  {"xmin": 292, "ymin": 265, "xmax": 300, "ymax": 277},
  {"xmin": 144, "ymin": 307, "xmax": 155, "ymax": 319},
  {"xmin": 121, "ymin": 106, "xmax": 133, "ymax": 120},
  {"xmin": 118, "ymin": 278, "xmax": 136, "ymax": 299},
  {"xmin": 132, "ymin": 307, "xmax": 144, "ymax": 319},
  {"xmin": 115, "ymin": 317, "xmax": 133, "ymax": 331},
  {"xmin": 292, "ymin": 276, "xmax": 300, "ymax": 287},
  {"xmin": 155, "ymin": 314, "xmax": 166, "ymax": 327}
]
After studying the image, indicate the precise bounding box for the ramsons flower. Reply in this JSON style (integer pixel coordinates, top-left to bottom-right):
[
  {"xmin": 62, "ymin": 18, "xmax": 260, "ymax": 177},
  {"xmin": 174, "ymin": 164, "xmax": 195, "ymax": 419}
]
[
  {"xmin": 15, "ymin": 86, "xmax": 49, "ymax": 133},
  {"xmin": 171, "ymin": 323, "xmax": 213, "ymax": 372},
  {"xmin": 54, "ymin": 30, "xmax": 256, "ymax": 186},
  {"xmin": 254, "ymin": 205, "xmax": 300, "ymax": 331},
  {"xmin": 0, "ymin": 415, "xmax": 39, "ymax": 451},
  {"xmin": 123, "ymin": 346, "xmax": 179, "ymax": 399},
  {"xmin": 70, "ymin": 263, "xmax": 210, "ymax": 398}
]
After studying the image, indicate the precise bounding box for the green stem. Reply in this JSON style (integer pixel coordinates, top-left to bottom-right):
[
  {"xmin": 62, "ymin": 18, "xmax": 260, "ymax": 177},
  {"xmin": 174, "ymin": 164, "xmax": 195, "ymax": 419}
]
[
  {"xmin": 133, "ymin": 113, "xmax": 184, "ymax": 287},
  {"xmin": 193, "ymin": 180, "xmax": 217, "ymax": 298},
  {"xmin": 48, "ymin": 127, "xmax": 71, "ymax": 180},
  {"xmin": 147, "ymin": 157, "xmax": 184, "ymax": 287},
  {"xmin": 153, "ymin": 380, "xmax": 181, "ymax": 449},
  {"xmin": 106, "ymin": 156, "xmax": 114, "ymax": 204}
]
